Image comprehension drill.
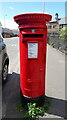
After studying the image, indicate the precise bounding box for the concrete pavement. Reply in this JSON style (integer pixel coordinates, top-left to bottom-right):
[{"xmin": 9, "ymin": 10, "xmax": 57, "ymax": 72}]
[
  {"xmin": 4, "ymin": 37, "xmax": 66, "ymax": 101},
  {"xmin": 46, "ymin": 45, "xmax": 65, "ymax": 101},
  {"xmin": 42, "ymin": 45, "xmax": 66, "ymax": 119},
  {"xmin": 2, "ymin": 37, "xmax": 20, "ymax": 119},
  {"xmin": 2, "ymin": 37, "xmax": 66, "ymax": 119}
]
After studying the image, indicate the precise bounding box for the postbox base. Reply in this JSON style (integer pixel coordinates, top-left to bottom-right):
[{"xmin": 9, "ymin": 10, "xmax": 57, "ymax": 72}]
[{"xmin": 20, "ymin": 89, "xmax": 45, "ymax": 107}]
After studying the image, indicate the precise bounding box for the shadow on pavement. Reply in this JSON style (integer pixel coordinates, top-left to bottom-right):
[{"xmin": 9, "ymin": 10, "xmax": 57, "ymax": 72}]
[
  {"xmin": 2, "ymin": 72, "xmax": 21, "ymax": 118},
  {"xmin": 2, "ymin": 74, "xmax": 12, "ymax": 89},
  {"xmin": 2, "ymin": 72, "xmax": 67, "ymax": 119},
  {"xmin": 45, "ymin": 96, "xmax": 67, "ymax": 119}
]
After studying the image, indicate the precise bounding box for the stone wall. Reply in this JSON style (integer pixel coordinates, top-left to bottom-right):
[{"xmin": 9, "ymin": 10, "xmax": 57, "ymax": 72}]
[{"xmin": 48, "ymin": 34, "xmax": 66, "ymax": 54}]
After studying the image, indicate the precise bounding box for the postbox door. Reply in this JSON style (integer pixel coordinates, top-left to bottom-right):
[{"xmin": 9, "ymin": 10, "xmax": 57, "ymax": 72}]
[{"xmin": 24, "ymin": 40, "xmax": 46, "ymax": 97}]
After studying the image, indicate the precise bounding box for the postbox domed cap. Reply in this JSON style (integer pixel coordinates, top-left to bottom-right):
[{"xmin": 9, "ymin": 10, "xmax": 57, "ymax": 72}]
[{"xmin": 14, "ymin": 13, "xmax": 52, "ymax": 25}]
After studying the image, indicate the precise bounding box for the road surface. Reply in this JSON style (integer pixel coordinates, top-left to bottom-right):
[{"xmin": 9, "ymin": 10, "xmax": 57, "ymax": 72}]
[
  {"xmin": 1, "ymin": 37, "xmax": 66, "ymax": 119},
  {"xmin": 4, "ymin": 37, "xmax": 20, "ymax": 74}
]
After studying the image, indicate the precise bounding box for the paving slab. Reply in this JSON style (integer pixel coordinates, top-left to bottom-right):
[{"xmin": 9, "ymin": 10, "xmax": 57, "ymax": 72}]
[{"xmin": 2, "ymin": 44, "xmax": 67, "ymax": 119}]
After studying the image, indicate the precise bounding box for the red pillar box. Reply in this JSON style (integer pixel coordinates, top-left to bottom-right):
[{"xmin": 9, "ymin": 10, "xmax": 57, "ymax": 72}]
[{"xmin": 14, "ymin": 13, "xmax": 52, "ymax": 105}]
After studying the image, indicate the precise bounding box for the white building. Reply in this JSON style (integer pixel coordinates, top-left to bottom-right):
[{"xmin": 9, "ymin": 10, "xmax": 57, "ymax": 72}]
[{"xmin": 59, "ymin": 17, "xmax": 67, "ymax": 30}]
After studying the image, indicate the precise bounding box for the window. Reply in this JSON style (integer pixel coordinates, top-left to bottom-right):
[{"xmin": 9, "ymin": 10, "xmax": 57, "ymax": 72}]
[
  {"xmin": 53, "ymin": 25, "xmax": 57, "ymax": 28},
  {"xmin": 48, "ymin": 25, "xmax": 52, "ymax": 29}
]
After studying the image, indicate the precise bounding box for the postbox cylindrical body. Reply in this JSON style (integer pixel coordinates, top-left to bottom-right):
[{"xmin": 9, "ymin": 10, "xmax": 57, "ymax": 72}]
[{"xmin": 14, "ymin": 13, "xmax": 52, "ymax": 104}]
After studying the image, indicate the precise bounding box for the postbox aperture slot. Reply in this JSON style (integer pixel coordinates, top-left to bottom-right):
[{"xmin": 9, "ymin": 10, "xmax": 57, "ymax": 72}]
[
  {"xmin": 28, "ymin": 43, "xmax": 38, "ymax": 58},
  {"xmin": 23, "ymin": 34, "xmax": 43, "ymax": 38}
]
